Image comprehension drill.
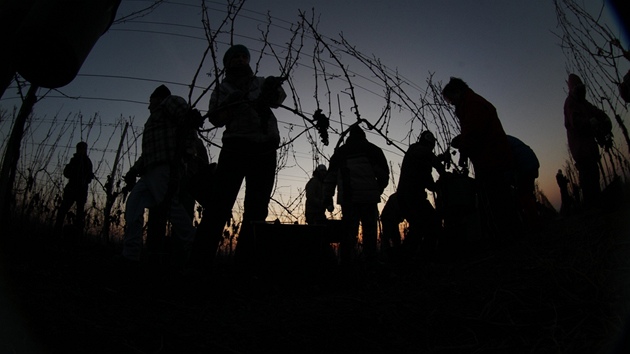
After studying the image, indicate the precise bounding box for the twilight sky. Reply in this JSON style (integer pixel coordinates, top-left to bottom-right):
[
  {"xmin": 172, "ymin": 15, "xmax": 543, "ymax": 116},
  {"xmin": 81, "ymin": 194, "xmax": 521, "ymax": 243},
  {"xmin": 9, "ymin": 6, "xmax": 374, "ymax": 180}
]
[{"xmin": 1, "ymin": 0, "xmax": 628, "ymax": 214}]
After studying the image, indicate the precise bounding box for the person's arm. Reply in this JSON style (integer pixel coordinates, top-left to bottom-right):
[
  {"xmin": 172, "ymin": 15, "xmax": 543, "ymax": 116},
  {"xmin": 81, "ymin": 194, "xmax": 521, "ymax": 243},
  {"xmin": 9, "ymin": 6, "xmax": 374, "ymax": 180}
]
[
  {"xmin": 371, "ymin": 146, "xmax": 390, "ymax": 193},
  {"xmin": 258, "ymin": 76, "xmax": 287, "ymax": 108},
  {"xmin": 322, "ymin": 155, "xmax": 340, "ymax": 210},
  {"xmin": 207, "ymin": 84, "xmax": 244, "ymax": 127}
]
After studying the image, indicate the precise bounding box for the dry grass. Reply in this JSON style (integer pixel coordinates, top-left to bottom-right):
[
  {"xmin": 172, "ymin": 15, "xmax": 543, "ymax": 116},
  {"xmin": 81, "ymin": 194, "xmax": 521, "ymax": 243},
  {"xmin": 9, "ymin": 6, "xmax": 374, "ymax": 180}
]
[{"xmin": 1, "ymin": 205, "xmax": 629, "ymax": 353}]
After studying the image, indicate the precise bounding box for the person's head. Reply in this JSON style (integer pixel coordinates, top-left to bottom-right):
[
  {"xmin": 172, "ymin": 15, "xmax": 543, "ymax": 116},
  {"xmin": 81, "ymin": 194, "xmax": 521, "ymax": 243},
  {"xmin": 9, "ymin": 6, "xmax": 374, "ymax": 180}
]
[
  {"xmin": 76, "ymin": 141, "xmax": 88, "ymax": 155},
  {"xmin": 348, "ymin": 124, "xmax": 366, "ymax": 141},
  {"xmin": 557, "ymin": 169, "xmax": 563, "ymax": 175},
  {"xmin": 223, "ymin": 44, "xmax": 251, "ymax": 69},
  {"xmin": 442, "ymin": 77, "xmax": 469, "ymax": 106},
  {"xmin": 567, "ymin": 73, "xmax": 586, "ymax": 100},
  {"xmin": 313, "ymin": 164, "xmax": 327, "ymax": 178},
  {"xmin": 419, "ymin": 130, "xmax": 436, "ymax": 150},
  {"xmin": 149, "ymin": 84, "xmax": 171, "ymax": 110}
]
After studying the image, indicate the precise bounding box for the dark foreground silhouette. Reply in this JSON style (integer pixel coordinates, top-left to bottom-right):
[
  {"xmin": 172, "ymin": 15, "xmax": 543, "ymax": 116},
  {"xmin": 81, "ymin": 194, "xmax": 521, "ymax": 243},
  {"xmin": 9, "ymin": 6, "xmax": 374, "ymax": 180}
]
[{"xmin": 1, "ymin": 205, "xmax": 629, "ymax": 353}]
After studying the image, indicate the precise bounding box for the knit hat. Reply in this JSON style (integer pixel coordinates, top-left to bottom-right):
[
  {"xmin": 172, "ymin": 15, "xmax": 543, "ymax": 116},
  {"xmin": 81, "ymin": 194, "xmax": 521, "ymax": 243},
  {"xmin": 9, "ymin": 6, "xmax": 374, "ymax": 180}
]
[
  {"xmin": 150, "ymin": 84, "xmax": 171, "ymax": 99},
  {"xmin": 567, "ymin": 74, "xmax": 583, "ymax": 91},
  {"xmin": 316, "ymin": 164, "xmax": 327, "ymax": 172},
  {"xmin": 223, "ymin": 44, "xmax": 250, "ymax": 67},
  {"xmin": 348, "ymin": 124, "xmax": 365, "ymax": 139}
]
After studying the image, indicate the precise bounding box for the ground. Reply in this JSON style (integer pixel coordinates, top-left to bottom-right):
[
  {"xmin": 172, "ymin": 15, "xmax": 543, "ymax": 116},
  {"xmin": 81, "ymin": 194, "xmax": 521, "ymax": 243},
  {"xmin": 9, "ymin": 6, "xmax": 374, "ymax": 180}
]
[{"xmin": 1, "ymin": 205, "xmax": 629, "ymax": 353}]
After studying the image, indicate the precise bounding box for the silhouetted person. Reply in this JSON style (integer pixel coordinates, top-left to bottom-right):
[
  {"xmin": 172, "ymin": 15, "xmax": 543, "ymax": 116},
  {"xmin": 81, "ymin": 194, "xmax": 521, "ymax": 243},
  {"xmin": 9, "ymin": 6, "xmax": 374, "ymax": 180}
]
[
  {"xmin": 442, "ymin": 77, "xmax": 516, "ymax": 239},
  {"xmin": 506, "ymin": 135, "xmax": 540, "ymax": 230},
  {"xmin": 191, "ymin": 44, "xmax": 287, "ymax": 271},
  {"xmin": 394, "ymin": 131, "xmax": 445, "ymax": 261},
  {"xmin": 380, "ymin": 192, "xmax": 402, "ymax": 255},
  {"xmin": 120, "ymin": 84, "xmax": 196, "ymax": 270},
  {"xmin": 564, "ymin": 73, "xmax": 611, "ymax": 209},
  {"xmin": 54, "ymin": 141, "xmax": 93, "ymax": 235},
  {"xmin": 323, "ymin": 124, "xmax": 389, "ymax": 268},
  {"xmin": 146, "ymin": 127, "xmax": 211, "ymax": 265},
  {"xmin": 305, "ymin": 164, "xmax": 328, "ymax": 225},
  {"xmin": 556, "ymin": 169, "xmax": 572, "ymax": 215}
]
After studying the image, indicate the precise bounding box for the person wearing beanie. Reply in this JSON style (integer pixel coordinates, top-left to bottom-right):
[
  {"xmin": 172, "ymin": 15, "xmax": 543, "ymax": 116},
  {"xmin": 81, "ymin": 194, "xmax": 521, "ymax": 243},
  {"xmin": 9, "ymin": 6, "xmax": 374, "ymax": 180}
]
[
  {"xmin": 119, "ymin": 84, "xmax": 196, "ymax": 271},
  {"xmin": 442, "ymin": 77, "xmax": 517, "ymax": 240},
  {"xmin": 323, "ymin": 124, "xmax": 390, "ymax": 268},
  {"xmin": 564, "ymin": 73, "xmax": 611, "ymax": 209},
  {"xmin": 191, "ymin": 44, "xmax": 287, "ymax": 271}
]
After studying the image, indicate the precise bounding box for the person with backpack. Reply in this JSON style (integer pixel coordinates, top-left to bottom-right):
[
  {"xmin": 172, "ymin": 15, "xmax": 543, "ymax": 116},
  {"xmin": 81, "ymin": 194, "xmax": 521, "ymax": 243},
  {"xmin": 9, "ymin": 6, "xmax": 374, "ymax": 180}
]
[
  {"xmin": 119, "ymin": 84, "xmax": 197, "ymax": 271},
  {"xmin": 564, "ymin": 73, "xmax": 612, "ymax": 209},
  {"xmin": 191, "ymin": 44, "xmax": 287, "ymax": 271},
  {"xmin": 323, "ymin": 124, "xmax": 389, "ymax": 269},
  {"xmin": 54, "ymin": 141, "xmax": 94, "ymax": 235}
]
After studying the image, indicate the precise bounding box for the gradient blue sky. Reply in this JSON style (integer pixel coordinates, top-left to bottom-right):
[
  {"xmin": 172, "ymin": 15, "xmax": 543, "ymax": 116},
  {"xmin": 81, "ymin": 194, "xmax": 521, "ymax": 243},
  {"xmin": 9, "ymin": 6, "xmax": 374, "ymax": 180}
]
[{"xmin": 2, "ymin": 0, "xmax": 628, "ymax": 214}]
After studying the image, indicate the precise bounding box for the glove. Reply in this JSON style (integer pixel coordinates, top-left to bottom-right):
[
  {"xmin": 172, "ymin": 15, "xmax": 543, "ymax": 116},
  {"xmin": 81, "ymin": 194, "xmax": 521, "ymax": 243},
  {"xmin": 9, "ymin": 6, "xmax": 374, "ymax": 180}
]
[
  {"xmin": 263, "ymin": 76, "xmax": 285, "ymax": 89},
  {"xmin": 258, "ymin": 76, "xmax": 284, "ymax": 107},
  {"xmin": 450, "ymin": 135, "xmax": 462, "ymax": 149}
]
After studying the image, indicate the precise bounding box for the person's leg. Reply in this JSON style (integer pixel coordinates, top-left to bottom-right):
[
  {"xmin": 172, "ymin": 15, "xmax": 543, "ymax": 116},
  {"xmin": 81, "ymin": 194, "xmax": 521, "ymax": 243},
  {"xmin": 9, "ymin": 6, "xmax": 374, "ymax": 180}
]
[
  {"xmin": 168, "ymin": 194, "xmax": 196, "ymax": 271},
  {"xmin": 75, "ymin": 194, "xmax": 87, "ymax": 231},
  {"xmin": 340, "ymin": 204, "xmax": 360, "ymax": 267},
  {"xmin": 122, "ymin": 165, "xmax": 171, "ymax": 261},
  {"xmin": 380, "ymin": 195, "xmax": 402, "ymax": 251},
  {"xmin": 417, "ymin": 200, "xmax": 440, "ymax": 260},
  {"xmin": 146, "ymin": 204, "xmax": 168, "ymax": 264},
  {"xmin": 479, "ymin": 173, "xmax": 520, "ymax": 240},
  {"xmin": 359, "ymin": 203, "xmax": 379, "ymax": 266},
  {"xmin": 122, "ymin": 178, "xmax": 155, "ymax": 261},
  {"xmin": 577, "ymin": 161, "xmax": 601, "ymax": 209},
  {"xmin": 234, "ymin": 149, "xmax": 277, "ymax": 265},
  {"xmin": 191, "ymin": 148, "xmax": 244, "ymax": 269},
  {"xmin": 54, "ymin": 189, "xmax": 73, "ymax": 233}
]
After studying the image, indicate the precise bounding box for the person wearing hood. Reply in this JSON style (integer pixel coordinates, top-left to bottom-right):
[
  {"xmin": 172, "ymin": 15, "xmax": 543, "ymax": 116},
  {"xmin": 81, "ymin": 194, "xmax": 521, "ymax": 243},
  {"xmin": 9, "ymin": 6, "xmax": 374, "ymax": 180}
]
[
  {"xmin": 323, "ymin": 124, "xmax": 389, "ymax": 268},
  {"xmin": 191, "ymin": 44, "xmax": 287, "ymax": 270},
  {"xmin": 563, "ymin": 73, "xmax": 611, "ymax": 208}
]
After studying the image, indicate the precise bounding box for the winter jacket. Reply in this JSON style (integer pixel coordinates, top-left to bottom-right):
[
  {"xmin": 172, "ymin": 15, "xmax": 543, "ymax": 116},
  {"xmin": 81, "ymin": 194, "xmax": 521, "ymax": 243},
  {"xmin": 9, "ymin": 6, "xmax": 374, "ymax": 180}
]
[
  {"xmin": 208, "ymin": 76, "xmax": 286, "ymax": 148},
  {"xmin": 131, "ymin": 95, "xmax": 190, "ymax": 175},
  {"xmin": 396, "ymin": 142, "xmax": 441, "ymax": 210},
  {"xmin": 63, "ymin": 153, "xmax": 93, "ymax": 193},
  {"xmin": 324, "ymin": 133, "xmax": 389, "ymax": 205}
]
